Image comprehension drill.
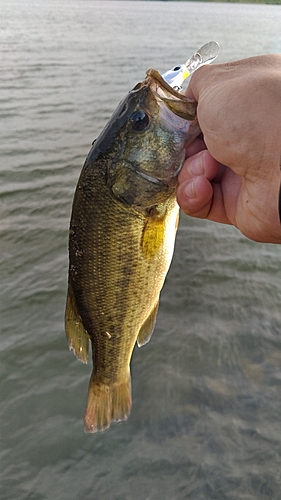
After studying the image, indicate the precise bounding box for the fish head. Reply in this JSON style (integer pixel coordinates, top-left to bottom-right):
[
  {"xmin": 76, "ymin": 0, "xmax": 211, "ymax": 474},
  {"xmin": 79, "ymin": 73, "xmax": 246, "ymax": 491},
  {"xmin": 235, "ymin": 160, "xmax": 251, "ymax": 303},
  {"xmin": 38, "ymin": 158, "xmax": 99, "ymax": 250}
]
[{"xmin": 88, "ymin": 68, "xmax": 200, "ymax": 211}]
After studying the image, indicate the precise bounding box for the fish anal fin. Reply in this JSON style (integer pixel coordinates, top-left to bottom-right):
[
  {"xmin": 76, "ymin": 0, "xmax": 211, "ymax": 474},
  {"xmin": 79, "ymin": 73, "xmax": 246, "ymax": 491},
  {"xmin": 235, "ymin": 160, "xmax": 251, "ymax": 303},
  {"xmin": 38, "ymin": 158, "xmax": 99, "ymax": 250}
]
[
  {"xmin": 84, "ymin": 374, "xmax": 132, "ymax": 433},
  {"xmin": 137, "ymin": 300, "xmax": 159, "ymax": 348},
  {"xmin": 65, "ymin": 285, "xmax": 89, "ymax": 364}
]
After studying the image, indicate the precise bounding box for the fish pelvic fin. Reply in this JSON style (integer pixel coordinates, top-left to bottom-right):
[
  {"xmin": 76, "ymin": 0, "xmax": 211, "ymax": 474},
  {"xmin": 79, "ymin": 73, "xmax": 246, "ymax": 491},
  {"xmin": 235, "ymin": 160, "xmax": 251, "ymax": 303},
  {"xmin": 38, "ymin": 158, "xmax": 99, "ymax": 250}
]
[
  {"xmin": 65, "ymin": 285, "xmax": 90, "ymax": 364},
  {"xmin": 137, "ymin": 300, "xmax": 159, "ymax": 347},
  {"xmin": 84, "ymin": 374, "xmax": 132, "ymax": 433}
]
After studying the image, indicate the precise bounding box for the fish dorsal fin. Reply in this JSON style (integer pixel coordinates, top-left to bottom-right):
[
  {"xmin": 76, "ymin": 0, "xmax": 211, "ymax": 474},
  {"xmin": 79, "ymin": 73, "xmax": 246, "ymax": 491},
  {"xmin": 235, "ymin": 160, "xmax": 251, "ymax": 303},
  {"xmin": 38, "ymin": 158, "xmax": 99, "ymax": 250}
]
[
  {"xmin": 65, "ymin": 285, "xmax": 90, "ymax": 364},
  {"xmin": 137, "ymin": 300, "xmax": 159, "ymax": 348}
]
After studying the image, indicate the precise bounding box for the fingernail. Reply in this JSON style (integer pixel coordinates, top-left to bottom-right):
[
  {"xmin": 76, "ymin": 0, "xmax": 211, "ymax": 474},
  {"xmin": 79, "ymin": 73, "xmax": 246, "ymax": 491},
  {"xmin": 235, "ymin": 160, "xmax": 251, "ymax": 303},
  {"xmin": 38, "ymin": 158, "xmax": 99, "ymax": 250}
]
[
  {"xmin": 189, "ymin": 154, "xmax": 204, "ymax": 176},
  {"xmin": 184, "ymin": 180, "xmax": 196, "ymax": 199}
]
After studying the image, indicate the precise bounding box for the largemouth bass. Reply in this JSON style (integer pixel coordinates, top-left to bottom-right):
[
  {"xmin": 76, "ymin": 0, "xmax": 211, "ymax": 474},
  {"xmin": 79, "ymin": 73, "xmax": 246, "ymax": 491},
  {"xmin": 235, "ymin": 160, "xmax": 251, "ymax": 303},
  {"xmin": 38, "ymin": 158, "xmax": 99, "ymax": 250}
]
[{"xmin": 65, "ymin": 68, "xmax": 200, "ymax": 433}]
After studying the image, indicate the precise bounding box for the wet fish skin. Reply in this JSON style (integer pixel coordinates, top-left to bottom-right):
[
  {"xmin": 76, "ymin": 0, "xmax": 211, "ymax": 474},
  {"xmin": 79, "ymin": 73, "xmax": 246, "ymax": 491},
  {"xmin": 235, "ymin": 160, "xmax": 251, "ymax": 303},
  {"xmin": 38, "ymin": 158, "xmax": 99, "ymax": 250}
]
[{"xmin": 65, "ymin": 70, "xmax": 199, "ymax": 433}]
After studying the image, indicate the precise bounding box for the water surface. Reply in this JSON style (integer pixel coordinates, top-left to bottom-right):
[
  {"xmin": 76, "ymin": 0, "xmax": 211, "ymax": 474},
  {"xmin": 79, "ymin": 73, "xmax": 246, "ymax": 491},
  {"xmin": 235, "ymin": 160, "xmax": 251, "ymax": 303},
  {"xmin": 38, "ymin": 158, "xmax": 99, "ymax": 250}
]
[{"xmin": 1, "ymin": 1, "xmax": 281, "ymax": 499}]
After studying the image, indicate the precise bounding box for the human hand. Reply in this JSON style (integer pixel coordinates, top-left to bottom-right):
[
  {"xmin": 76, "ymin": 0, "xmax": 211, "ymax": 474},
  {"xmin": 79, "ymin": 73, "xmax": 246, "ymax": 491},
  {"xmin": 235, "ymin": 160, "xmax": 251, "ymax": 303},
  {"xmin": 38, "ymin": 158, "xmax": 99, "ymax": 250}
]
[{"xmin": 177, "ymin": 55, "xmax": 281, "ymax": 243}]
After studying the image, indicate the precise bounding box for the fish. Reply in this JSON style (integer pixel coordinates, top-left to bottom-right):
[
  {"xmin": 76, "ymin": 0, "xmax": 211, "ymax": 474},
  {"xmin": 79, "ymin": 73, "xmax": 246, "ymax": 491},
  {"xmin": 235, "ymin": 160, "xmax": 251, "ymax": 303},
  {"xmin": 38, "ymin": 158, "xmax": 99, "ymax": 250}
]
[{"xmin": 65, "ymin": 68, "xmax": 200, "ymax": 433}]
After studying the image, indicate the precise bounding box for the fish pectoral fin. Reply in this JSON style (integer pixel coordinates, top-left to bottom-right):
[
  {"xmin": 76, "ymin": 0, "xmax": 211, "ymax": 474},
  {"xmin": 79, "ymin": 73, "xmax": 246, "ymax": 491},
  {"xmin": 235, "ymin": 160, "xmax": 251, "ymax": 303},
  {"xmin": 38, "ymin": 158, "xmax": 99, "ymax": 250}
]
[
  {"xmin": 65, "ymin": 285, "xmax": 90, "ymax": 364},
  {"xmin": 137, "ymin": 300, "xmax": 159, "ymax": 347}
]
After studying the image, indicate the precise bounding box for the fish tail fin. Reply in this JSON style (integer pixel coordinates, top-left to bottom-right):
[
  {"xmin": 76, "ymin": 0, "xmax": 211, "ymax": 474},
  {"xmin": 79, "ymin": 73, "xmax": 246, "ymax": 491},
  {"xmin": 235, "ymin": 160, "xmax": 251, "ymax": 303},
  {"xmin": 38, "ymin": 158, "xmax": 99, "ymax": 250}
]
[{"xmin": 84, "ymin": 373, "xmax": 132, "ymax": 433}]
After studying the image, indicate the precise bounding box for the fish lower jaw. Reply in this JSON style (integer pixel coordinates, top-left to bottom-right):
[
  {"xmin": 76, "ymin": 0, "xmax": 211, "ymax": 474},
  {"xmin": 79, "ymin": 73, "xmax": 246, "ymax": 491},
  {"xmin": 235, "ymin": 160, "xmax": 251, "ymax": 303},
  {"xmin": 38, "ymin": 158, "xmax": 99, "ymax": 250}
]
[
  {"xmin": 135, "ymin": 162, "xmax": 182, "ymax": 189},
  {"xmin": 83, "ymin": 375, "xmax": 132, "ymax": 433}
]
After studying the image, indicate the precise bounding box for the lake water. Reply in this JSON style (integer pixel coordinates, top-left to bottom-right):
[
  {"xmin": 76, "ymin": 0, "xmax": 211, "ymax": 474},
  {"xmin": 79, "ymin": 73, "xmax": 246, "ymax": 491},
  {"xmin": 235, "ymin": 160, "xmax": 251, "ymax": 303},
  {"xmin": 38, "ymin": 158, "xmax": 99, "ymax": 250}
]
[{"xmin": 1, "ymin": 1, "xmax": 281, "ymax": 499}]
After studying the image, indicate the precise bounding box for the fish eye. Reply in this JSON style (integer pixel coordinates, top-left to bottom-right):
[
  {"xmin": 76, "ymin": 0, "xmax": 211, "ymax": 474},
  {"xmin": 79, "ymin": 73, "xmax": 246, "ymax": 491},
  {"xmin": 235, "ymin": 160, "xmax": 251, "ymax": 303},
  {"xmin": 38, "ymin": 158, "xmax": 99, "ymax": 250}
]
[
  {"xmin": 173, "ymin": 66, "xmax": 181, "ymax": 71},
  {"xmin": 130, "ymin": 110, "xmax": 149, "ymax": 132}
]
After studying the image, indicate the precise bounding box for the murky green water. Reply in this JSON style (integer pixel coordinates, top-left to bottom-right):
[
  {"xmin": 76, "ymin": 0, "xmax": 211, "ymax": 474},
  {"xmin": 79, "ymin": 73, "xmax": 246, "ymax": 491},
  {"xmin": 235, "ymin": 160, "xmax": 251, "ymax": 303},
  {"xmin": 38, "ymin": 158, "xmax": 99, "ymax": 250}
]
[{"xmin": 1, "ymin": 1, "xmax": 281, "ymax": 499}]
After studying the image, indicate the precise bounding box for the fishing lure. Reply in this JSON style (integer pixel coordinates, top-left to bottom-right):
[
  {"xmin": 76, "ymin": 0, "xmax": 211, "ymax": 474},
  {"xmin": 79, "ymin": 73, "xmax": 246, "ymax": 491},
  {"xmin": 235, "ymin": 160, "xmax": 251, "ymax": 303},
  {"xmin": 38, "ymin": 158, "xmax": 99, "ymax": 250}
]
[{"xmin": 162, "ymin": 41, "xmax": 220, "ymax": 91}]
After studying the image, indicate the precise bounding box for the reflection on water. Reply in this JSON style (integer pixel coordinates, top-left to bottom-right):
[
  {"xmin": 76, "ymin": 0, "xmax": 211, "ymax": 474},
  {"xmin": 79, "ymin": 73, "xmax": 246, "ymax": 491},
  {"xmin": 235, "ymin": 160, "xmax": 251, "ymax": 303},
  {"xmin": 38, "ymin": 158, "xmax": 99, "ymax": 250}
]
[{"xmin": 1, "ymin": 1, "xmax": 281, "ymax": 499}]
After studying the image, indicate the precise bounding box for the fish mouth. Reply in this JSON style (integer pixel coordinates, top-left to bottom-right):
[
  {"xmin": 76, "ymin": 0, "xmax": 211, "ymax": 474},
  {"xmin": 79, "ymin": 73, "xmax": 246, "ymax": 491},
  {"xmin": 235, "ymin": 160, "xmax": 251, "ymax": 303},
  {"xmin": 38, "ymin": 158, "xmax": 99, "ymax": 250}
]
[
  {"xmin": 135, "ymin": 152, "xmax": 185, "ymax": 188},
  {"xmin": 143, "ymin": 68, "xmax": 199, "ymax": 185},
  {"xmin": 126, "ymin": 159, "xmax": 180, "ymax": 189},
  {"xmin": 135, "ymin": 169, "xmax": 166, "ymax": 186},
  {"xmin": 145, "ymin": 68, "xmax": 197, "ymax": 121}
]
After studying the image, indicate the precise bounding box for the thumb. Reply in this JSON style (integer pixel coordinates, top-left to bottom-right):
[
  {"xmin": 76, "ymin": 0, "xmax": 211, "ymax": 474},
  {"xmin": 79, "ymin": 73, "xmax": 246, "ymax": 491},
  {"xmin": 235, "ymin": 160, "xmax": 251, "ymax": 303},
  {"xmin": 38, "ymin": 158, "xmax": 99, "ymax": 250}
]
[{"xmin": 184, "ymin": 65, "xmax": 210, "ymax": 101}]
